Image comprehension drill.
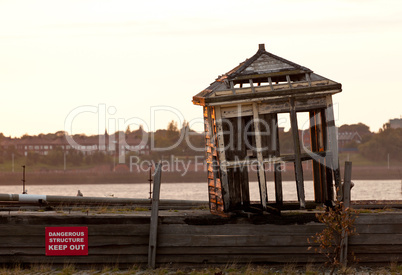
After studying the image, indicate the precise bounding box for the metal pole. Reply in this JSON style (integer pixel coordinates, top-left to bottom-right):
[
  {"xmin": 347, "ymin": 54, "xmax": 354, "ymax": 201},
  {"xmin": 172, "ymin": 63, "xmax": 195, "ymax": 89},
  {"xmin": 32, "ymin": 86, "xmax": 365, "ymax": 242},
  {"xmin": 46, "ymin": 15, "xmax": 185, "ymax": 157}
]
[
  {"xmin": 148, "ymin": 164, "xmax": 153, "ymax": 199},
  {"xmin": 64, "ymin": 152, "xmax": 66, "ymax": 171},
  {"xmin": 113, "ymin": 154, "xmax": 115, "ymax": 172},
  {"xmin": 21, "ymin": 165, "xmax": 26, "ymax": 194},
  {"xmin": 0, "ymin": 193, "xmax": 207, "ymax": 206},
  {"xmin": 387, "ymin": 153, "xmax": 390, "ymax": 169}
]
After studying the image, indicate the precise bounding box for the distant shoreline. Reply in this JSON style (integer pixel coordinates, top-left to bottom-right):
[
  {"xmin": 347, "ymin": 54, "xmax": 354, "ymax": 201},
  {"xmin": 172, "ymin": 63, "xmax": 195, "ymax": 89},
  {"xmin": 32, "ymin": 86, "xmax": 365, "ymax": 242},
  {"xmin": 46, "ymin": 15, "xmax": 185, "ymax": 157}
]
[{"xmin": 0, "ymin": 166, "xmax": 400, "ymax": 186}]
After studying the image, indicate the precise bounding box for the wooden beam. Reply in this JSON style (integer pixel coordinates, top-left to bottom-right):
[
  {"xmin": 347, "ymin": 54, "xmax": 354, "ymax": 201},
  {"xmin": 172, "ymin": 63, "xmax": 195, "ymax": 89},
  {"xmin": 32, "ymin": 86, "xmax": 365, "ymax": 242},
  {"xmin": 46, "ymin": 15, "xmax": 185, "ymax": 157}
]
[
  {"xmin": 148, "ymin": 162, "xmax": 162, "ymax": 269},
  {"xmin": 206, "ymin": 83, "xmax": 342, "ymax": 106},
  {"xmin": 225, "ymin": 151, "xmax": 328, "ymax": 168},
  {"xmin": 205, "ymin": 106, "xmax": 220, "ymax": 213},
  {"xmin": 340, "ymin": 161, "xmax": 352, "ymax": 267},
  {"xmin": 272, "ymin": 114, "xmax": 283, "ymax": 205},
  {"xmin": 249, "ymin": 79, "xmax": 256, "ymax": 93},
  {"xmin": 325, "ymin": 95, "xmax": 341, "ymax": 201},
  {"xmin": 289, "ymin": 98, "xmax": 306, "ymax": 209},
  {"xmin": 214, "ymin": 106, "xmax": 231, "ymax": 211},
  {"xmin": 286, "ymin": 75, "xmax": 293, "ymax": 88},
  {"xmin": 230, "ymin": 81, "xmax": 236, "ymax": 95},
  {"xmin": 309, "ymin": 110, "xmax": 328, "ymax": 203},
  {"xmin": 234, "ymin": 116, "xmax": 250, "ymax": 207},
  {"xmin": 343, "ymin": 161, "xmax": 352, "ymax": 208},
  {"xmin": 207, "ymin": 91, "xmax": 341, "ymax": 108},
  {"xmin": 252, "ymin": 102, "xmax": 268, "ymax": 210},
  {"xmin": 220, "ymin": 97, "xmax": 327, "ymax": 119},
  {"xmin": 231, "ymin": 69, "xmax": 310, "ymax": 81},
  {"xmin": 213, "ymin": 80, "xmax": 338, "ymax": 98},
  {"xmin": 306, "ymin": 73, "xmax": 312, "ymax": 87},
  {"xmin": 317, "ymin": 110, "xmax": 330, "ymax": 202},
  {"xmin": 268, "ymin": 77, "xmax": 274, "ymax": 91},
  {"xmin": 309, "ymin": 111, "xmax": 320, "ymax": 202},
  {"xmin": 320, "ymin": 109, "xmax": 333, "ymax": 203}
]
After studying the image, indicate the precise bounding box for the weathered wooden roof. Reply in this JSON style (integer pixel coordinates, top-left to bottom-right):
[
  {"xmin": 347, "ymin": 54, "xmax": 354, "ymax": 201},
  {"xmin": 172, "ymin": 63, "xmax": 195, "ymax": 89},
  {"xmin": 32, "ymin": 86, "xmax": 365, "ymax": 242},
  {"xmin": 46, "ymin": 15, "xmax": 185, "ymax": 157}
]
[
  {"xmin": 193, "ymin": 44, "xmax": 342, "ymax": 106},
  {"xmin": 227, "ymin": 44, "xmax": 312, "ymax": 80}
]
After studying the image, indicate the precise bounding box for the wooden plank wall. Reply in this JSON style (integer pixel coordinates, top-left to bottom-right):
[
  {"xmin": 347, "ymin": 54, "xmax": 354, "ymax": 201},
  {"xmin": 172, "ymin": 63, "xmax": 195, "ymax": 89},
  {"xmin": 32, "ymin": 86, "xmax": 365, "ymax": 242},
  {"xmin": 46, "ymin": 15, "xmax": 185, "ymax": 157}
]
[
  {"xmin": 0, "ymin": 212, "xmax": 401, "ymax": 266},
  {"xmin": 350, "ymin": 213, "xmax": 402, "ymax": 263},
  {"xmin": 204, "ymin": 106, "xmax": 226, "ymax": 214},
  {"xmin": 0, "ymin": 215, "xmax": 150, "ymax": 265},
  {"xmin": 157, "ymin": 216, "xmax": 325, "ymax": 264}
]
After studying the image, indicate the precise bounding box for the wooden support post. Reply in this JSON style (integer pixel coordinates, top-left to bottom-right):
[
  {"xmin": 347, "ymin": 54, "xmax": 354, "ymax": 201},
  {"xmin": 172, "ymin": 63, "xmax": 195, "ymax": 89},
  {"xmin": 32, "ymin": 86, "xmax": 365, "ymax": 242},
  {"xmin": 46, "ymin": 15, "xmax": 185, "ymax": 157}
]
[
  {"xmin": 309, "ymin": 111, "xmax": 321, "ymax": 202},
  {"xmin": 204, "ymin": 106, "xmax": 216, "ymax": 212},
  {"xmin": 252, "ymin": 102, "xmax": 268, "ymax": 210},
  {"xmin": 289, "ymin": 98, "xmax": 306, "ymax": 208},
  {"xmin": 305, "ymin": 73, "xmax": 312, "ymax": 87},
  {"xmin": 236, "ymin": 116, "xmax": 250, "ymax": 207},
  {"xmin": 214, "ymin": 106, "xmax": 231, "ymax": 211},
  {"xmin": 321, "ymin": 109, "xmax": 334, "ymax": 202},
  {"xmin": 148, "ymin": 162, "xmax": 162, "ymax": 269},
  {"xmin": 272, "ymin": 114, "xmax": 283, "ymax": 205},
  {"xmin": 309, "ymin": 110, "xmax": 328, "ymax": 203},
  {"xmin": 249, "ymin": 79, "xmax": 256, "ymax": 93},
  {"xmin": 230, "ymin": 81, "xmax": 236, "ymax": 95},
  {"xmin": 286, "ymin": 75, "xmax": 293, "ymax": 88},
  {"xmin": 340, "ymin": 161, "xmax": 352, "ymax": 268},
  {"xmin": 325, "ymin": 95, "xmax": 341, "ymax": 201},
  {"xmin": 268, "ymin": 77, "xmax": 274, "ymax": 91},
  {"xmin": 343, "ymin": 162, "xmax": 352, "ymax": 208}
]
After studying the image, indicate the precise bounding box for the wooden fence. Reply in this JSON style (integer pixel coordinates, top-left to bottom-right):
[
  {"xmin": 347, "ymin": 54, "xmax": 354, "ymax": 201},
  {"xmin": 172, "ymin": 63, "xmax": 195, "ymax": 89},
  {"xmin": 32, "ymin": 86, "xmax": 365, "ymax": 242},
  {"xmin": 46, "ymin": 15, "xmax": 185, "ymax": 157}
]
[{"xmin": 0, "ymin": 210, "xmax": 401, "ymax": 266}]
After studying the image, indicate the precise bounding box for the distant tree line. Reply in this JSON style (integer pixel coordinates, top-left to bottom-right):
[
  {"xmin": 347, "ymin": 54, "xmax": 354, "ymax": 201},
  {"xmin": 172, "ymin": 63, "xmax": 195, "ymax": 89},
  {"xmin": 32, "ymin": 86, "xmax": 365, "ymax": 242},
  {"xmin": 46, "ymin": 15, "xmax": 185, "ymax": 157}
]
[
  {"xmin": 0, "ymin": 120, "xmax": 401, "ymax": 168},
  {"xmin": 0, "ymin": 122, "xmax": 206, "ymax": 168},
  {"xmin": 359, "ymin": 123, "xmax": 402, "ymax": 162},
  {"xmin": 141, "ymin": 120, "xmax": 205, "ymax": 161}
]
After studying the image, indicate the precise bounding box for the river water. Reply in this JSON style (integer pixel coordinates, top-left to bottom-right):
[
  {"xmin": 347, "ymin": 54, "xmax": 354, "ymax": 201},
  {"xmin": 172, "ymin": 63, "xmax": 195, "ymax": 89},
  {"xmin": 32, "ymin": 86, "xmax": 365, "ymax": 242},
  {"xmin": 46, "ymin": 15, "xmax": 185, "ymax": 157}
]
[{"xmin": 1, "ymin": 180, "xmax": 401, "ymax": 201}]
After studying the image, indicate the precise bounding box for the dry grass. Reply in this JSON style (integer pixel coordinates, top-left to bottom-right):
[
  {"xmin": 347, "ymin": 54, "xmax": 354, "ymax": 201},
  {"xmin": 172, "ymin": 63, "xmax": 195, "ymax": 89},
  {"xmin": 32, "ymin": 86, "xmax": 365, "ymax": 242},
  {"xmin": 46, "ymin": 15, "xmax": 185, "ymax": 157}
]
[{"xmin": 0, "ymin": 263, "xmax": 400, "ymax": 274}]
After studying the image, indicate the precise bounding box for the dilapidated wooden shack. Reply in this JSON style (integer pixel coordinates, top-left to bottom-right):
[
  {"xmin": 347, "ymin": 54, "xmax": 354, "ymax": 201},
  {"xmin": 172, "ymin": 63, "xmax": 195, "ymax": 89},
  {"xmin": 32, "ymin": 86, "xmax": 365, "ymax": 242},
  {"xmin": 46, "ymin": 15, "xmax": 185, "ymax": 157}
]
[{"xmin": 193, "ymin": 44, "xmax": 342, "ymax": 215}]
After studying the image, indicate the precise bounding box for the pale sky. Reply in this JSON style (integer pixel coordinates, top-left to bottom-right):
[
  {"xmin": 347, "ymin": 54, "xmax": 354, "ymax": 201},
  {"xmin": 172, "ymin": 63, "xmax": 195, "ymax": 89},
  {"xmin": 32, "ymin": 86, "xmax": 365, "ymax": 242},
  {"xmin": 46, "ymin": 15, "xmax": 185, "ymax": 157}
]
[{"xmin": 0, "ymin": 0, "xmax": 401, "ymax": 137}]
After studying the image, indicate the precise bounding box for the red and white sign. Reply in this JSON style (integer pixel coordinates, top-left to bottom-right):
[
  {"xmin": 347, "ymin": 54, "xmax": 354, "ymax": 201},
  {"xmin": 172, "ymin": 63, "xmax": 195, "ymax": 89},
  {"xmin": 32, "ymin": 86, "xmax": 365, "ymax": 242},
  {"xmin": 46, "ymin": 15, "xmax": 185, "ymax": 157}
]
[{"xmin": 45, "ymin": 227, "xmax": 88, "ymax": 256}]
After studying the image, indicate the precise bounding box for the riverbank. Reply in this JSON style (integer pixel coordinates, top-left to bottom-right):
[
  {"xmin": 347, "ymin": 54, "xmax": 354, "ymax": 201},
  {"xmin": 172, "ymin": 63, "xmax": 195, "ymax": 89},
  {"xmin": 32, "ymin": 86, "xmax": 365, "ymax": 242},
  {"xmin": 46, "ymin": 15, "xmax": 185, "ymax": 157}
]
[{"xmin": 0, "ymin": 165, "xmax": 400, "ymax": 185}]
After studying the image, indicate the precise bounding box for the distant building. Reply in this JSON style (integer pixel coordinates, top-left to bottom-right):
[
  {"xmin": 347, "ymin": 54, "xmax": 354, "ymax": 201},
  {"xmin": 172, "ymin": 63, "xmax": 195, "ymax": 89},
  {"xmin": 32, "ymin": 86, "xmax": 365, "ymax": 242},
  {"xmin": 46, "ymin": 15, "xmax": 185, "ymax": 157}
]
[
  {"xmin": 389, "ymin": 118, "xmax": 402, "ymax": 129},
  {"xmin": 0, "ymin": 133, "xmax": 149, "ymax": 157},
  {"xmin": 338, "ymin": 131, "xmax": 362, "ymax": 151}
]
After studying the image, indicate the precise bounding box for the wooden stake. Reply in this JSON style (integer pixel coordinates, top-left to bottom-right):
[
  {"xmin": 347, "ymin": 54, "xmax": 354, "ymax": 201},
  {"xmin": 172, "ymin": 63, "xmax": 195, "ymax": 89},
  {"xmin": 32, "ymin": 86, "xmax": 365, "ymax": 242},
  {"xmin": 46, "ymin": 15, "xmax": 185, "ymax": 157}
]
[
  {"xmin": 340, "ymin": 161, "xmax": 352, "ymax": 267},
  {"xmin": 148, "ymin": 162, "xmax": 162, "ymax": 269}
]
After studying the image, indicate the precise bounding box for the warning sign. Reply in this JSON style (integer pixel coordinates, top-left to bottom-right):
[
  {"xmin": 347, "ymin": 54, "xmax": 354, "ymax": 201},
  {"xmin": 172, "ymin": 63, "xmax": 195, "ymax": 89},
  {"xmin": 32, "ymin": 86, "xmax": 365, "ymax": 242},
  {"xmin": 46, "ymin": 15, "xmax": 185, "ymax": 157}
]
[{"xmin": 45, "ymin": 227, "xmax": 88, "ymax": 256}]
